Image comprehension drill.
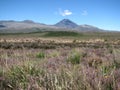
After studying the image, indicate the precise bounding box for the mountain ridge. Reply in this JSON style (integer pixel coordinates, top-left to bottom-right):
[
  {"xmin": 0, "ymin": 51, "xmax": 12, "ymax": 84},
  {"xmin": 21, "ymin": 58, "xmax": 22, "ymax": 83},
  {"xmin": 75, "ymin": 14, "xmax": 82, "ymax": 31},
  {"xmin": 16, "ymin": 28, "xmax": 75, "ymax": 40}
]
[{"xmin": 0, "ymin": 19, "xmax": 112, "ymax": 33}]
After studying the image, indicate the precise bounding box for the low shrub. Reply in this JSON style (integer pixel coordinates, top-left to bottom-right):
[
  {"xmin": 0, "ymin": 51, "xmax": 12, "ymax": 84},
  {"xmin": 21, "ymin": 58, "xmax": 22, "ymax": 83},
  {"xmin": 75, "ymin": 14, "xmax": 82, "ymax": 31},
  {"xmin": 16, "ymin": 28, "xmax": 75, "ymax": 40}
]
[
  {"xmin": 67, "ymin": 50, "xmax": 81, "ymax": 64},
  {"xmin": 36, "ymin": 52, "xmax": 45, "ymax": 59}
]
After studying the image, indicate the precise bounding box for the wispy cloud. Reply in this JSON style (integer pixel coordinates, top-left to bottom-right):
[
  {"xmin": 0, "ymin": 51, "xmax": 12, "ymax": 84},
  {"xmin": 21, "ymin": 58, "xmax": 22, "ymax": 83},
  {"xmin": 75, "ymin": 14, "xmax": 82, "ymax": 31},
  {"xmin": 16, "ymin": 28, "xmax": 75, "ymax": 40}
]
[
  {"xmin": 59, "ymin": 8, "xmax": 72, "ymax": 16},
  {"xmin": 81, "ymin": 10, "xmax": 88, "ymax": 16}
]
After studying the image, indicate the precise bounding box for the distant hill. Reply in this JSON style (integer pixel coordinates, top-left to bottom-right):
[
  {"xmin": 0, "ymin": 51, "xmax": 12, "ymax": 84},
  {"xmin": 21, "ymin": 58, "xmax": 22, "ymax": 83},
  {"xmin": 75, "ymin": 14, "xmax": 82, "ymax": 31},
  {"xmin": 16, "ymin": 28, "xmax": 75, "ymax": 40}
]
[
  {"xmin": 0, "ymin": 19, "xmax": 112, "ymax": 33},
  {"xmin": 0, "ymin": 20, "xmax": 59, "ymax": 33}
]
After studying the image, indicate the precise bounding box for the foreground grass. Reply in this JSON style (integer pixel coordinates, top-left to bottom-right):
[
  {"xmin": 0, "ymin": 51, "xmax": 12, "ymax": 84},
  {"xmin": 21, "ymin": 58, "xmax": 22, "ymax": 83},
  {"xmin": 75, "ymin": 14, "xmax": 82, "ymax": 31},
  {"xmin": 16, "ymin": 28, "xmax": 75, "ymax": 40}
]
[{"xmin": 0, "ymin": 47, "xmax": 120, "ymax": 90}]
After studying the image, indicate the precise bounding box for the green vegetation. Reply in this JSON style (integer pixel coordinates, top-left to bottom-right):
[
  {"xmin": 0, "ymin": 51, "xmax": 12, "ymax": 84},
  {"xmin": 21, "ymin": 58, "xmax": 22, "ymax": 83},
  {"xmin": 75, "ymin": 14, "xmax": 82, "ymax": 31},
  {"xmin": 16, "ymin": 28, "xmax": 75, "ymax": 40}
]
[
  {"xmin": 67, "ymin": 49, "xmax": 81, "ymax": 64},
  {"xmin": 36, "ymin": 52, "xmax": 45, "ymax": 58},
  {"xmin": 1, "ymin": 64, "xmax": 45, "ymax": 89},
  {"xmin": 44, "ymin": 31, "xmax": 82, "ymax": 37}
]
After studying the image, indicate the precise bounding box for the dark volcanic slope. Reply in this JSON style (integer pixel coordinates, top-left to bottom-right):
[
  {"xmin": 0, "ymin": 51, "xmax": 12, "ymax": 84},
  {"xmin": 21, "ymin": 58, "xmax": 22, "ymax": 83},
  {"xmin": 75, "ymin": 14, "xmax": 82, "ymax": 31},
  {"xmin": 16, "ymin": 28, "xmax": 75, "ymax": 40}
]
[{"xmin": 55, "ymin": 19, "xmax": 78, "ymax": 29}]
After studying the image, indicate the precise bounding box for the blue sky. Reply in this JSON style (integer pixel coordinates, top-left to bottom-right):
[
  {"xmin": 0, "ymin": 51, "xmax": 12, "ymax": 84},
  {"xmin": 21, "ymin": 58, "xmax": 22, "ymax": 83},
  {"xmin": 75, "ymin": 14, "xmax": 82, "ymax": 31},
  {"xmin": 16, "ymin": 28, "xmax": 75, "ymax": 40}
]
[{"xmin": 0, "ymin": 0, "xmax": 120, "ymax": 31}]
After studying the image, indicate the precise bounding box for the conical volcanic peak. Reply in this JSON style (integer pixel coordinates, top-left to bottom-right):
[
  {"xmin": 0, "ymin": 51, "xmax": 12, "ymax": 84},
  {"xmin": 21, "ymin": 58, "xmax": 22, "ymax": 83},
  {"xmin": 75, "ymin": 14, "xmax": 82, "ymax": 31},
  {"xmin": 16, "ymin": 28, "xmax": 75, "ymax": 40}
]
[{"xmin": 55, "ymin": 19, "xmax": 78, "ymax": 29}]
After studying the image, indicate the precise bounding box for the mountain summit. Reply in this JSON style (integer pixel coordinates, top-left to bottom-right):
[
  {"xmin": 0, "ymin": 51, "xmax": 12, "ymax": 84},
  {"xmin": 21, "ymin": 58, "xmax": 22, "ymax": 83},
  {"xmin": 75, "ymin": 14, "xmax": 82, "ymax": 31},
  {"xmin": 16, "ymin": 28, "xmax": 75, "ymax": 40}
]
[{"xmin": 55, "ymin": 19, "xmax": 78, "ymax": 29}]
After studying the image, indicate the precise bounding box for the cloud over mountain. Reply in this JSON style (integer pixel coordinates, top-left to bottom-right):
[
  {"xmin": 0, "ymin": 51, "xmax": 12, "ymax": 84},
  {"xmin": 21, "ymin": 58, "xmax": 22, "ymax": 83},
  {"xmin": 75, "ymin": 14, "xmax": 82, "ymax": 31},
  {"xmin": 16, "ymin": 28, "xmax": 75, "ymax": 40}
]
[{"xmin": 59, "ymin": 9, "xmax": 72, "ymax": 16}]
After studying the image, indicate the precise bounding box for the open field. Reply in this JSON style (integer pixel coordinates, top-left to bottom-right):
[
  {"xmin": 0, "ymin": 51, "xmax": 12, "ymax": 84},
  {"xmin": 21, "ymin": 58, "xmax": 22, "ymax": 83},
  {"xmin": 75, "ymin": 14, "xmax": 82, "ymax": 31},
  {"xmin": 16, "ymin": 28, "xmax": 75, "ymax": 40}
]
[{"xmin": 0, "ymin": 31, "xmax": 120, "ymax": 90}]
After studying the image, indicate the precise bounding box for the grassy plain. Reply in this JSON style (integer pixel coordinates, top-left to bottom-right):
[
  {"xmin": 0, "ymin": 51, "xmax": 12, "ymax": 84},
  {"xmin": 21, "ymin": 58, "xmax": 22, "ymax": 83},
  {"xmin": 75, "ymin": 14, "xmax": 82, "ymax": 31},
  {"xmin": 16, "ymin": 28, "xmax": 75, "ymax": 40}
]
[{"xmin": 0, "ymin": 31, "xmax": 120, "ymax": 90}]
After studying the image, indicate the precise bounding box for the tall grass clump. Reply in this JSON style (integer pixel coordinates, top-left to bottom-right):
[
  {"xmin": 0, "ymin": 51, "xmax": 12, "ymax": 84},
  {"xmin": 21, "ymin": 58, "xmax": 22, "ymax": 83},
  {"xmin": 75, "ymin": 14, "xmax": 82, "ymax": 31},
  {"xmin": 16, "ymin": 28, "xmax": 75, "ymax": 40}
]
[
  {"xmin": 1, "ymin": 64, "xmax": 45, "ymax": 90},
  {"xmin": 67, "ymin": 49, "xmax": 81, "ymax": 64}
]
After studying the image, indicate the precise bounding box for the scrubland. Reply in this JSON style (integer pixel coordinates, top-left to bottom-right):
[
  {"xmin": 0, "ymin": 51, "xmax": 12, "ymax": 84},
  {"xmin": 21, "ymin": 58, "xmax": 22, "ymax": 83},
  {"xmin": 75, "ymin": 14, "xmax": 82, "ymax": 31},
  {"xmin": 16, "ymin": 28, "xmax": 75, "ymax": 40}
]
[{"xmin": 0, "ymin": 31, "xmax": 120, "ymax": 90}]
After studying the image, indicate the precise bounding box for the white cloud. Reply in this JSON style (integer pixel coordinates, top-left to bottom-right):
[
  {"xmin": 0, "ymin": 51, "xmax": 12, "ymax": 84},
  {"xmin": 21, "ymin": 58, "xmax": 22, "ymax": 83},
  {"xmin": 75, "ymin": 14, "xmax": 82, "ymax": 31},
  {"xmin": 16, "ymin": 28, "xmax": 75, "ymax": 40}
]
[
  {"xmin": 59, "ymin": 9, "xmax": 72, "ymax": 16},
  {"xmin": 81, "ymin": 10, "xmax": 88, "ymax": 16},
  {"xmin": 62, "ymin": 10, "xmax": 72, "ymax": 16}
]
